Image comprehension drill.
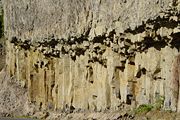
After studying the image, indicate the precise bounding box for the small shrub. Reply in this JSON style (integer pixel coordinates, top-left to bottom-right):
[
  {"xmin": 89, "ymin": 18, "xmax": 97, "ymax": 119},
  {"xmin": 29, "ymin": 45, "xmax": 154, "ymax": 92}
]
[
  {"xmin": 154, "ymin": 96, "xmax": 165, "ymax": 110},
  {"xmin": 134, "ymin": 104, "xmax": 154, "ymax": 114},
  {"xmin": 134, "ymin": 96, "xmax": 165, "ymax": 114}
]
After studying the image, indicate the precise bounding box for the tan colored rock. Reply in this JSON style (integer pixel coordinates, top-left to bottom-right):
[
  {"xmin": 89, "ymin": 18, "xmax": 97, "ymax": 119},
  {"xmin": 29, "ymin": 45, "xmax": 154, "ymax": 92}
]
[{"xmin": 2, "ymin": 0, "xmax": 180, "ymax": 114}]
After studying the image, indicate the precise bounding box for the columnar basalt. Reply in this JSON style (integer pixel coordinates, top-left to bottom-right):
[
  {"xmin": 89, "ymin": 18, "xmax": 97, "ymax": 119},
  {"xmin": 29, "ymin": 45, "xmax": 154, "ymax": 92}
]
[{"xmin": 2, "ymin": 0, "xmax": 180, "ymax": 112}]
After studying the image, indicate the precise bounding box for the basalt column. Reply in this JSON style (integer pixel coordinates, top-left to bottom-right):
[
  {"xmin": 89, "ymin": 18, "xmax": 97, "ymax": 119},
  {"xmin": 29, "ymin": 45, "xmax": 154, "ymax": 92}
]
[{"xmin": 2, "ymin": 0, "xmax": 180, "ymax": 112}]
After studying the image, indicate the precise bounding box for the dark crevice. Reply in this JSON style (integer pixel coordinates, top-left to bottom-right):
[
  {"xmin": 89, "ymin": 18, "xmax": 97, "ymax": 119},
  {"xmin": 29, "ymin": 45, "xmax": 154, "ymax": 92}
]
[
  {"xmin": 92, "ymin": 34, "xmax": 106, "ymax": 44},
  {"xmin": 136, "ymin": 67, "xmax": 147, "ymax": 78},
  {"xmin": 170, "ymin": 32, "xmax": 180, "ymax": 50},
  {"xmin": 74, "ymin": 48, "xmax": 86, "ymax": 56},
  {"xmin": 126, "ymin": 94, "xmax": 133, "ymax": 105},
  {"xmin": 172, "ymin": 0, "xmax": 178, "ymax": 6},
  {"xmin": 20, "ymin": 39, "xmax": 31, "ymax": 50},
  {"xmin": 124, "ymin": 22, "xmax": 146, "ymax": 35},
  {"xmin": 11, "ymin": 36, "xmax": 19, "ymax": 45},
  {"xmin": 10, "ymin": 8, "xmax": 180, "ymax": 69}
]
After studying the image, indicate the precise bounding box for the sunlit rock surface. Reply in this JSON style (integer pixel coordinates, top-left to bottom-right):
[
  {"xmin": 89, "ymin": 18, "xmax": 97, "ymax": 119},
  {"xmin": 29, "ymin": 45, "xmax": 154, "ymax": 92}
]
[{"xmin": 2, "ymin": 0, "xmax": 180, "ymax": 113}]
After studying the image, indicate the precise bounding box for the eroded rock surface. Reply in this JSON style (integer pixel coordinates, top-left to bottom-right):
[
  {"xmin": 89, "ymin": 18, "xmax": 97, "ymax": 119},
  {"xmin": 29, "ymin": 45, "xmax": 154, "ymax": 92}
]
[{"xmin": 2, "ymin": 0, "xmax": 180, "ymax": 115}]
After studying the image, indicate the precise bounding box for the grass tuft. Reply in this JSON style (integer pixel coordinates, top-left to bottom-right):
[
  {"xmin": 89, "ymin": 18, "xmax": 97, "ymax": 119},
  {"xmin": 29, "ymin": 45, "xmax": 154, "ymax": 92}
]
[{"xmin": 134, "ymin": 104, "xmax": 154, "ymax": 114}]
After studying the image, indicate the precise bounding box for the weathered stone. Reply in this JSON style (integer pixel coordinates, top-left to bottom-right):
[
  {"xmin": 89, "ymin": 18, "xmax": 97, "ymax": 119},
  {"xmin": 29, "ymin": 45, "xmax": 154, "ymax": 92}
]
[
  {"xmin": 2, "ymin": 0, "xmax": 180, "ymax": 114},
  {"xmin": 83, "ymin": 41, "xmax": 90, "ymax": 47}
]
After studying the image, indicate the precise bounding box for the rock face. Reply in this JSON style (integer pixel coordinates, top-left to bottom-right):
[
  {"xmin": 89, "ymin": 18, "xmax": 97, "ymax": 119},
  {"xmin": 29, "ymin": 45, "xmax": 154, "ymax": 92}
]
[{"xmin": 2, "ymin": 0, "xmax": 180, "ymax": 112}]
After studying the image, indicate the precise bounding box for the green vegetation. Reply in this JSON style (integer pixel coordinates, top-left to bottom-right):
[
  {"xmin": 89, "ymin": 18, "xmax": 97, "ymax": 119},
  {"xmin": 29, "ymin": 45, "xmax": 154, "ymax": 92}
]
[
  {"xmin": 154, "ymin": 96, "xmax": 165, "ymax": 110},
  {"xmin": 134, "ymin": 104, "xmax": 154, "ymax": 114},
  {"xmin": 134, "ymin": 96, "xmax": 165, "ymax": 114}
]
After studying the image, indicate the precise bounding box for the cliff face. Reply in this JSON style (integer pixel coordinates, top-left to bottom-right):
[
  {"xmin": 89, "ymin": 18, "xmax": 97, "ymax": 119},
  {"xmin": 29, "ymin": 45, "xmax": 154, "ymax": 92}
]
[{"xmin": 2, "ymin": 0, "xmax": 180, "ymax": 112}]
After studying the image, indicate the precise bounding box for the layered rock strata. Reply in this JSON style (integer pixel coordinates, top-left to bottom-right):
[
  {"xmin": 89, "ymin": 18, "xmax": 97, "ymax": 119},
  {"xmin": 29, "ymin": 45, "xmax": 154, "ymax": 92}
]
[{"xmin": 2, "ymin": 0, "xmax": 180, "ymax": 112}]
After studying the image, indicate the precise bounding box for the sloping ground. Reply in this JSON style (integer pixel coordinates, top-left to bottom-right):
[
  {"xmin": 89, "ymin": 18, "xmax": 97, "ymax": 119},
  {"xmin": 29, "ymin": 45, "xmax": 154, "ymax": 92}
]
[
  {"xmin": 33, "ymin": 109, "xmax": 180, "ymax": 120},
  {"xmin": 0, "ymin": 118, "xmax": 33, "ymax": 120},
  {"xmin": 0, "ymin": 69, "xmax": 33, "ymax": 117}
]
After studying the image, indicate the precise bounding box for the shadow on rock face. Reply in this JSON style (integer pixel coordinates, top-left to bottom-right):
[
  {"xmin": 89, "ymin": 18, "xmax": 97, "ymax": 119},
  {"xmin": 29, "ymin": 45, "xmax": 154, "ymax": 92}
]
[{"xmin": 0, "ymin": 43, "xmax": 5, "ymax": 71}]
